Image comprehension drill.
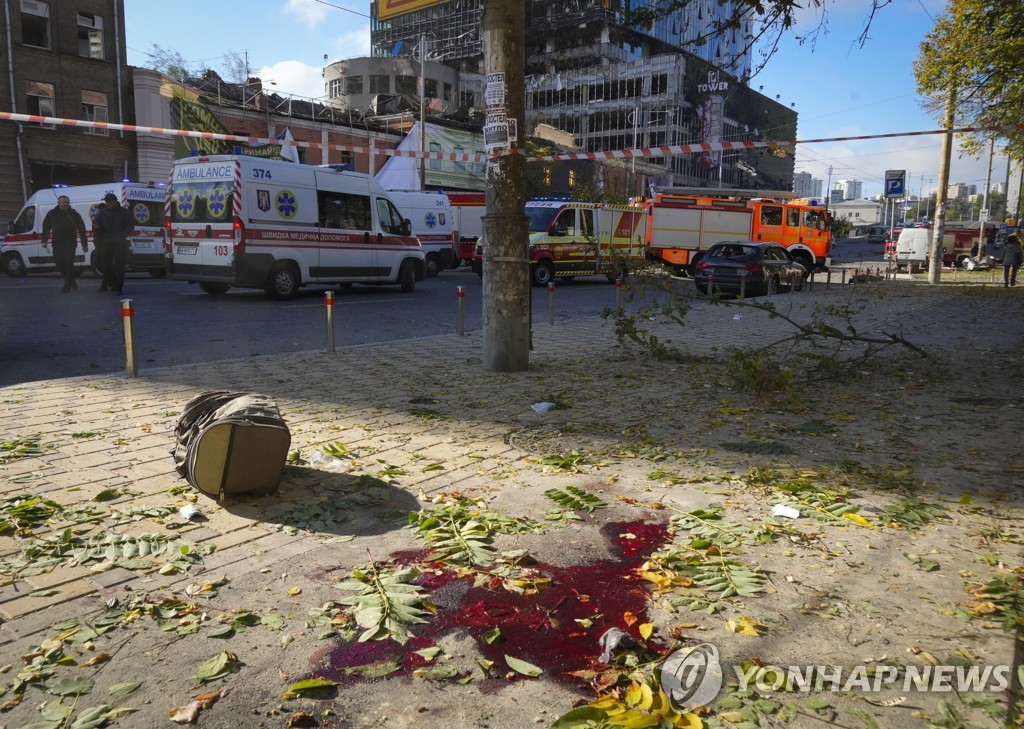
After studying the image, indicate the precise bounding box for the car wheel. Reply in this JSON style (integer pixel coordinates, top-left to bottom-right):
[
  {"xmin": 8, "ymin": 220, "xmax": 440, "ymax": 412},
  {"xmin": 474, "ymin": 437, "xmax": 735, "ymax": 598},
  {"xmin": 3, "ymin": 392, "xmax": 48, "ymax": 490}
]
[
  {"xmin": 399, "ymin": 260, "xmax": 416, "ymax": 292},
  {"xmin": 792, "ymin": 251, "xmax": 813, "ymax": 272},
  {"xmin": 199, "ymin": 282, "xmax": 230, "ymax": 296},
  {"xmin": 792, "ymin": 272, "xmax": 804, "ymax": 292},
  {"xmin": 265, "ymin": 263, "xmax": 300, "ymax": 300},
  {"xmin": 532, "ymin": 260, "xmax": 554, "ymax": 287},
  {"xmin": 3, "ymin": 252, "xmax": 26, "ymax": 278},
  {"xmin": 687, "ymin": 254, "xmax": 704, "ymax": 278},
  {"xmin": 424, "ymin": 254, "xmax": 440, "ymax": 278},
  {"xmin": 149, "ymin": 268, "xmax": 168, "ymax": 279}
]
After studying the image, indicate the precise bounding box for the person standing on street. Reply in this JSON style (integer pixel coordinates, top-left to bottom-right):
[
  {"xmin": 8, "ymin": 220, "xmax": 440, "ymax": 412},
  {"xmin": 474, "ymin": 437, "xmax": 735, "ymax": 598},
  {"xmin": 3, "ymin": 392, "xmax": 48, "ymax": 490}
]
[
  {"xmin": 40, "ymin": 195, "xmax": 88, "ymax": 293},
  {"xmin": 1002, "ymin": 232, "xmax": 1022, "ymax": 287},
  {"xmin": 97, "ymin": 192, "xmax": 132, "ymax": 294}
]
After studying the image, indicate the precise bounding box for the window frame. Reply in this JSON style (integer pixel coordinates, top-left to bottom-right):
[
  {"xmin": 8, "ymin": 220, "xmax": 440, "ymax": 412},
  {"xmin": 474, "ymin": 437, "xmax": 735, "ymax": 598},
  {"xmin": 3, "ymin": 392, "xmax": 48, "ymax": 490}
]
[
  {"xmin": 26, "ymin": 80, "xmax": 55, "ymax": 129},
  {"xmin": 76, "ymin": 11, "xmax": 104, "ymax": 60},
  {"xmin": 20, "ymin": 0, "xmax": 50, "ymax": 49},
  {"xmin": 81, "ymin": 89, "xmax": 108, "ymax": 135}
]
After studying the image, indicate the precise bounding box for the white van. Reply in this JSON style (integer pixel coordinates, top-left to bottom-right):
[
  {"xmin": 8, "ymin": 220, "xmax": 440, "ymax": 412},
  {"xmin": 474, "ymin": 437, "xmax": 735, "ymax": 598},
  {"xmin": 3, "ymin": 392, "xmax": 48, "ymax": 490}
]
[
  {"xmin": 385, "ymin": 190, "xmax": 455, "ymax": 277},
  {"xmin": 2, "ymin": 183, "xmax": 168, "ymax": 278},
  {"xmin": 895, "ymin": 227, "xmax": 960, "ymax": 272},
  {"xmin": 166, "ymin": 155, "xmax": 425, "ymax": 300}
]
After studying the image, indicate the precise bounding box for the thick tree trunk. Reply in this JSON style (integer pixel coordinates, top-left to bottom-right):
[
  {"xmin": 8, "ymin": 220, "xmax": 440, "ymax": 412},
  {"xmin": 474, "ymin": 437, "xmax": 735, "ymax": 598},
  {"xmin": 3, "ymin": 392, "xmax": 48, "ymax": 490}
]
[{"xmin": 481, "ymin": 0, "xmax": 529, "ymax": 372}]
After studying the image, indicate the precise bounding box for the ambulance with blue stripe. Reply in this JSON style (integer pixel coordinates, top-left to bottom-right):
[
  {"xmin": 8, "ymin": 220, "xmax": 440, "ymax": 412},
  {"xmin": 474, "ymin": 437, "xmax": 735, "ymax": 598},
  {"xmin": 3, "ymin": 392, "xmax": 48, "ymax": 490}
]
[{"xmin": 166, "ymin": 155, "xmax": 425, "ymax": 300}]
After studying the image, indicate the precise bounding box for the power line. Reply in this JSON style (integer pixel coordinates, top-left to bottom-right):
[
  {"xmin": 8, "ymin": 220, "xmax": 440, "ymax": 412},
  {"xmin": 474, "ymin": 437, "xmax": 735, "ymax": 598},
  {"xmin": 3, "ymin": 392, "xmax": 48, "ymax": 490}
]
[{"xmin": 314, "ymin": 0, "xmax": 371, "ymax": 20}]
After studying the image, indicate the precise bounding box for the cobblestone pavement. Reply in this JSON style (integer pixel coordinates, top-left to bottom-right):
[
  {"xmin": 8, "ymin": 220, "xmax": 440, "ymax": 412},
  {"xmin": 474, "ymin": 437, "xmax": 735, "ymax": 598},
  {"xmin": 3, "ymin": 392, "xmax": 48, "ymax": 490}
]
[{"xmin": 1, "ymin": 278, "xmax": 1022, "ymax": 729}]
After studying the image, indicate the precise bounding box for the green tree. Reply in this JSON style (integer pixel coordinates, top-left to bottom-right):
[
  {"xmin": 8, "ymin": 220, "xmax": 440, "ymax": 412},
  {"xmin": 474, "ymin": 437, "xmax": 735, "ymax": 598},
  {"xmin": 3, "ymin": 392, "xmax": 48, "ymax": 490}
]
[
  {"xmin": 143, "ymin": 44, "xmax": 194, "ymax": 82},
  {"xmin": 914, "ymin": 0, "xmax": 1024, "ymax": 161}
]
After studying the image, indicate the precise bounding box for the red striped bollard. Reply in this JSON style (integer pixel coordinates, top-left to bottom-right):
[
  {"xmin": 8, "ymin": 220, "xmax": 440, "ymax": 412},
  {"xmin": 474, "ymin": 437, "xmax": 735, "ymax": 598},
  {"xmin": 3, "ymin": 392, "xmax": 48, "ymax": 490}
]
[
  {"xmin": 325, "ymin": 291, "xmax": 336, "ymax": 352},
  {"xmin": 615, "ymin": 279, "xmax": 622, "ymax": 314},
  {"xmin": 456, "ymin": 286, "xmax": 465, "ymax": 336},
  {"xmin": 121, "ymin": 299, "xmax": 136, "ymax": 377},
  {"xmin": 547, "ymin": 281, "xmax": 555, "ymax": 325},
  {"xmin": 739, "ymin": 270, "xmax": 748, "ymax": 298},
  {"xmin": 706, "ymin": 273, "xmax": 714, "ymax": 296}
]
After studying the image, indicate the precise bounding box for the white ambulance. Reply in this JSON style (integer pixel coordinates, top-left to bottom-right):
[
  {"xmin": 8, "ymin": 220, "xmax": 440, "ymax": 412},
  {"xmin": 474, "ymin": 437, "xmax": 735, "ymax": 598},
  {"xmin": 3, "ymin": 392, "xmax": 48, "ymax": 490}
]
[
  {"xmin": 386, "ymin": 190, "xmax": 456, "ymax": 277},
  {"xmin": 2, "ymin": 182, "xmax": 168, "ymax": 278},
  {"xmin": 166, "ymin": 156, "xmax": 425, "ymax": 300}
]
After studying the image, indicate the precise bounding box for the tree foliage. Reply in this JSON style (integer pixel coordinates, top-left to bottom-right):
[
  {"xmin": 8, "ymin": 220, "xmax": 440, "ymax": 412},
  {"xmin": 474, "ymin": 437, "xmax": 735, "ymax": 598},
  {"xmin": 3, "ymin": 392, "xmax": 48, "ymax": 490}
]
[
  {"xmin": 914, "ymin": 0, "xmax": 1024, "ymax": 161},
  {"xmin": 622, "ymin": 0, "xmax": 891, "ymax": 81},
  {"xmin": 144, "ymin": 44, "xmax": 194, "ymax": 82}
]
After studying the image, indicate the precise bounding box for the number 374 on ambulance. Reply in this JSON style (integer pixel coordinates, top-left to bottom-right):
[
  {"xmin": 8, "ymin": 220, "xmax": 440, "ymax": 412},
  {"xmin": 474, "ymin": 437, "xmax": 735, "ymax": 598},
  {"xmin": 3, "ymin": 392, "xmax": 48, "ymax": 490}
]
[{"xmin": 166, "ymin": 155, "xmax": 425, "ymax": 300}]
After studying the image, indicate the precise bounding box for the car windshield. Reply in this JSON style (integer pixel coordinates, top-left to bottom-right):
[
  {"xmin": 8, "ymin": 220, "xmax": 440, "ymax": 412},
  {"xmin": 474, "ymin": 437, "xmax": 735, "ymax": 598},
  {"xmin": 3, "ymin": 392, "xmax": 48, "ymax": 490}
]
[
  {"xmin": 171, "ymin": 182, "xmax": 234, "ymax": 224},
  {"xmin": 525, "ymin": 207, "xmax": 559, "ymax": 232},
  {"xmin": 710, "ymin": 244, "xmax": 758, "ymax": 258}
]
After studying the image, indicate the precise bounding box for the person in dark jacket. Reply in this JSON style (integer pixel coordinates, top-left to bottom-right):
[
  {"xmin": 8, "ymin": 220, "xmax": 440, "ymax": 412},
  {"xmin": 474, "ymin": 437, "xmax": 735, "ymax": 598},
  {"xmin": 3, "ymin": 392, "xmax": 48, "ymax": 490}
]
[
  {"xmin": 1002, "ymin": 232, "xmax": 1022, "ymax": 287},
  {"xmin": 97, "ymin": 192, "xmax": 132, "ymax": 294},
  {"xmin": 40, "ymin": 195, "xmax": 89, "ymax": 293}
]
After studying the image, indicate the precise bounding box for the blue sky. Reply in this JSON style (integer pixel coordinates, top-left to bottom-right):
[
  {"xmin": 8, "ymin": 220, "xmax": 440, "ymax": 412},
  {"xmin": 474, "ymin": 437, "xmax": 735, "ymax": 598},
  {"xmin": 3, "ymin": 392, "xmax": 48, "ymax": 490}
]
[{"xmin": 124, "ymin": 0, "xmax": 1005, "ymax": 200}]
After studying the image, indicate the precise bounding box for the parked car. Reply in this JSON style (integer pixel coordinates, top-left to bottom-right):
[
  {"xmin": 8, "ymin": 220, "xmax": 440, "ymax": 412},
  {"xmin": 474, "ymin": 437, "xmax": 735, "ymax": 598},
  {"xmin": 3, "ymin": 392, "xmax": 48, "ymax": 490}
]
[
  {"xmin": 865, "ymin": 225, "xmax": 887, "ymax": 245},
  {"xmin": 693, "ymin": 241, "xmax": 807, "ymax": 297}
]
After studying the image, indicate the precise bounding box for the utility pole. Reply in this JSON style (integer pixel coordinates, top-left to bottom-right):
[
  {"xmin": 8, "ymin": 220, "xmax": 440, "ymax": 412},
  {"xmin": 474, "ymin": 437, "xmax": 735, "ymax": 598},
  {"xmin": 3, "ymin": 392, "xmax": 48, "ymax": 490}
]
[
  {"xmin": 419, "ymin": 34, "xmax": 427, "ymax": 190},
  {"xmin": 481, "ymin": 0, "xmax": 529, "ymax": 371},
  {"xmin": 929, "ymin": 85, "xmax": 956, "ymax": 284},
  {"xmin": 979, "ymin": 136, "xmax": 994, "ymax": 257}
]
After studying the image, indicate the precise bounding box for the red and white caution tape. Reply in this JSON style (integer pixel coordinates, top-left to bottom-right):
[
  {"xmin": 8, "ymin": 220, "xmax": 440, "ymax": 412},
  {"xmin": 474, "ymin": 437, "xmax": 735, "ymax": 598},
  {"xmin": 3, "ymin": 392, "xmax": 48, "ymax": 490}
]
[{"xmin": 1, "ymin": 111, "xmax": 1019, "ymax": 164}]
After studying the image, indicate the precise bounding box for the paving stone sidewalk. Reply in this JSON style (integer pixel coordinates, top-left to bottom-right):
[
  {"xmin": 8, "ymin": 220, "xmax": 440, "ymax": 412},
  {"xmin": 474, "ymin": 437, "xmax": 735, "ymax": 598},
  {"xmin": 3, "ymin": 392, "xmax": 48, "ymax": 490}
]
[{"xmin": 1, "ymin": 279, "xmax": 1022, "ymax": 729}]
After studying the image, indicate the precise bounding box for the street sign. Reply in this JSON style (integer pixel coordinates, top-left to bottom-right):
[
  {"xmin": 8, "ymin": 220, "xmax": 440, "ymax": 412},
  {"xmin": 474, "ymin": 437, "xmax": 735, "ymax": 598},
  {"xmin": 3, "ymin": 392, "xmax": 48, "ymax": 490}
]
[
  {"xmin": 979, "ymin": 209, "xmax": 989, "ymax": 223},
  {"xmin": 884, "ymin": 170, "xmax": 906, "ymax": 198}
]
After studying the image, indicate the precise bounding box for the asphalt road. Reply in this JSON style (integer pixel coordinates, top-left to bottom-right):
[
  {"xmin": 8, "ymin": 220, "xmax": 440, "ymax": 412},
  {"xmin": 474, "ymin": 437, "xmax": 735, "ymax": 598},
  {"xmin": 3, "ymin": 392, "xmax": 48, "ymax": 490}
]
[
  {"xmin": 0, "ymin": 267, "xmax": 632, "ymax": 386},
  {"xmin": 0, "ymin": 237, "xmax": 885, "ymax": 387}
]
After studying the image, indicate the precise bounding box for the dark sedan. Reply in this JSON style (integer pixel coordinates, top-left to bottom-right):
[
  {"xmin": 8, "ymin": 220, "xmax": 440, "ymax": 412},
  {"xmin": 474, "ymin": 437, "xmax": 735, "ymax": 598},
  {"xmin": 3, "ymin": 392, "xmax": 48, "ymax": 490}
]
[{"xmin": 693, "ymin": 241, "xmax": 807, "ymax": 297}]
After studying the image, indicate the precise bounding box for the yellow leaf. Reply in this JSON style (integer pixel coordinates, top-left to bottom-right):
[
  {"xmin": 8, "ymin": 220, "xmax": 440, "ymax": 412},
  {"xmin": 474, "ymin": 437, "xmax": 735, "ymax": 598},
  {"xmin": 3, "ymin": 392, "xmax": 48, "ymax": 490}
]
[
  {"xmin": 79, "ymin": 653, "xmax": 111, "ymax": 668},
  {"xmin": 914, "ymin": 650, "xmax": 940, "ymax": 666},
  {"xmin": 674, "ymin": 712, "xmax": 704, "ymax": 728},
  {"xmin": 287, "ymin": 586, "xmax": 302, "ymax": 596},
  {"xmin": 726, "ymin": 615, "xmax": 767, "ymax": 637},
  {"xmin": 623, "ymin": 611, "xmax": 638, "ymax": 627},
  {"xmin": 626, "ymin": 681, "xmax": 643, "ymax": 707},
  {"xmin": 842, "ymin": 512, "xmax": 872, "ymax": 527},
  {"xmin": 639, "ymin": 623, "xmax": 654, "ymax": 640},
  {"xmin": 718, "ymin": 711, "xmax": 745, "ymax": 723},
  {"xmin": 591, "ymin": 695, "xmax": 624, "ymax": 712},
  {"xmin": 606, "ymin": 709, "xmax": 661, "ymax": 728},
  {"xmin": 639, "ymin": 682, "xmax": 654, "ymax": 711}
]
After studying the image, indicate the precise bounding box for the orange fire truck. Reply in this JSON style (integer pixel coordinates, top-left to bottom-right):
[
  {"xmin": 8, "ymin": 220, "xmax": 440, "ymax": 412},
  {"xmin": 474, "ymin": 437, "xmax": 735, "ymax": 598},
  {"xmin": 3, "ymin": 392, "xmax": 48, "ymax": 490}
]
[{"xmin": 644, "ymin": 187, "xmax": 832, "ymax": 277}]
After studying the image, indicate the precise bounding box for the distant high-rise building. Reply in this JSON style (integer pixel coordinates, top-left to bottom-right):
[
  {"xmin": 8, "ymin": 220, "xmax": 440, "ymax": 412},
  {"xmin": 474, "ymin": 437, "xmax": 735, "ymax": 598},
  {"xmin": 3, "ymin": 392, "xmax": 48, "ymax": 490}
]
[
  {"xmin": 838, "ymin": 179, "xmax": 863, "ymax": 201},
  {"xmin": 793, "ymin": 171, "xmax": 821, "ymax": 198},
  {"xmin": 947, "ymin": 183, "xmax": 976, "ymax": 201}
]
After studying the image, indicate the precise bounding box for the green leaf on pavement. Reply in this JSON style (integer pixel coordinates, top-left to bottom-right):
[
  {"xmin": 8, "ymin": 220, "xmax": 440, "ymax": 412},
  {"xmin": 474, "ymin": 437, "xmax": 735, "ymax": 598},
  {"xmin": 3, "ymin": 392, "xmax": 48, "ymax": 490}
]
[{"xmin": 504, "ymin": 654, "xmax": 542, "ymax": 677}]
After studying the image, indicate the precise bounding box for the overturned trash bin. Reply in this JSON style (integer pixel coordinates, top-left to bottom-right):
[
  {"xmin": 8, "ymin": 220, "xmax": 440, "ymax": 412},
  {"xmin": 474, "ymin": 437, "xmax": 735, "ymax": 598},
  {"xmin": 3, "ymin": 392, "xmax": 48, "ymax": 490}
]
[{"xmin": 172, "ymin": 391, "xmax": 291, "ymax": 502}]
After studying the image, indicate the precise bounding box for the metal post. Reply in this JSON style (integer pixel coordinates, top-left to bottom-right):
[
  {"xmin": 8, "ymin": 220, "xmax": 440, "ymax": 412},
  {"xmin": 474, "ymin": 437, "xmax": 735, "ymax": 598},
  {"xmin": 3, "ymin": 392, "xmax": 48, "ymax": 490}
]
[
  {"xmin": 615, "ymin": 279, "xmax": 622, "ymax": 314},
  {"xmin": 325, "ymin": 291, "xmax": 335, "ymax": 353},
  {"xmin": 706, "ymin": 274, "xmax": 714, "ymax": 296},
  {"xmin": 807, "ymin": 270, "xmax": 814, "ymax": 291},
  {"xmin": 739, "ymin": 270, "xmax": 747, "ymax": 299},
  {"xmin": 841, "ymin": 269, "xmax": 847, "ymax": 285},
  {"xmin": 546, "ymin": 281, "xmax": 554, "ymax": 325},
  {"xmin": 420, "ymin": 33, "xmax": 427, "ymax": 189},
  {"xmin": 826, "ymin": 269, "xmax": 832, "ymax": 288},
  {"xmin": 991, "ymin": 267, "xmax": 996, "ymax": 285},
  {"xmin": 456, "ymin": 286, "xmax": 465, "ymax": 335},
  {"xmin": 121, "ymin": 299, "xmax": 136, "ymax": 377}
]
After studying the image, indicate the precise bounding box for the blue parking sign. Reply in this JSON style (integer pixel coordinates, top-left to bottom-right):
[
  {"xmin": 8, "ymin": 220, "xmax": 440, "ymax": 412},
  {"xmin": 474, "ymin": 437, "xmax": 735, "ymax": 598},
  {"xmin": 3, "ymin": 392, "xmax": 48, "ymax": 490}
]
[{"xmin": 885, "ymin": 170, "xmax": 906, "ymax": 198}]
